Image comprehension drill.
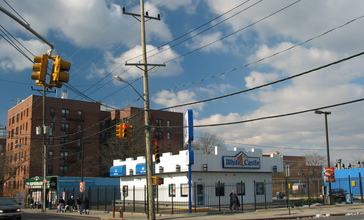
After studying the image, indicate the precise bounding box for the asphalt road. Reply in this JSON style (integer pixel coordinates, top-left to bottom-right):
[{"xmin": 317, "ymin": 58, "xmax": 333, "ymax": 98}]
[{"xmin": 22, "ymin": 212, "xmax": 99, "ymax": 220}]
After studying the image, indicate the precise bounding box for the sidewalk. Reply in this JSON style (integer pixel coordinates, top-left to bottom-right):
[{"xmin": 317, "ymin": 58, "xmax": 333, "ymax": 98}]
[{"xmin": 23, "ymin": 203, "xmax": 364, "ymax": 220}]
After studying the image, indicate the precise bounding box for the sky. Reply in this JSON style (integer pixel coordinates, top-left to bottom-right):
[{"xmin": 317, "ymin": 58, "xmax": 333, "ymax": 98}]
[{"xmin": 1, "ymin": 0, "xmax": 364, "ymax": 166}]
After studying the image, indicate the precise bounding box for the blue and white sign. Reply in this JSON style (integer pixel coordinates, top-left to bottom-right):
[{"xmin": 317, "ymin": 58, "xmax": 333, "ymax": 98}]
[
  {"xmin": 222, "ymin": 151, "xmax": 260, "ymax": 169},
  {"xmin": 184, "ymin": 109, "xmax": 194, "ymax": 144},
  {"xmin": 109, "ymin": 165, "xmax": 126, "ymax": 176}
]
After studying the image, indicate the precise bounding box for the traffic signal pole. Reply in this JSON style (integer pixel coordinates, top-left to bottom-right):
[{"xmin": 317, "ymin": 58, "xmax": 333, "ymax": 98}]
[{"xmin": 0, "ymin": 5, "xmax": 54, "ymax": 50}]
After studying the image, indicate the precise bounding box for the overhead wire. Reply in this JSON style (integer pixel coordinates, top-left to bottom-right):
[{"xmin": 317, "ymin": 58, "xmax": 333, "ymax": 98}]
[
  {"xmin": 149, "ymin": 13, "xmax": 364, "ymax": 96},
  {"xmin": 78, "ymin": 0, "xmax": 261, "ymax": 98},
  {"xmin": 3, "ymin": 0, "xmax": 362, "ymax": 155},
  {"xmin": 90, "ymin": 0, "xmax": 301, "ymax": 101},
  {"xmin": 158, "ymin": 50, "xmax": 364, "ymax": 110}
]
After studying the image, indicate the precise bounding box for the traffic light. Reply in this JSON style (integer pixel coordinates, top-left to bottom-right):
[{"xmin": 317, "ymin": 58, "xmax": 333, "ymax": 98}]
[
  {"xmin": 115, "ymin": 123, "xmax": 133, "ymax": 138},
  {"xmin": 49, "ymin": 55, "xmax": 71, "ymax": 88},
  {"xmin": 154, "ymin": 141, "xmax": 160, "ymax": 164},
  {"xmin": 115, "ymin": 123, "xmax": 123, "ymax": 138},
  {"xmin": 31, "ymin": 54, "xmax": 48, "ymax": 86},
  {"xmin": 151, "ymin": 176, "xmax": 164, "ymax": 185}
]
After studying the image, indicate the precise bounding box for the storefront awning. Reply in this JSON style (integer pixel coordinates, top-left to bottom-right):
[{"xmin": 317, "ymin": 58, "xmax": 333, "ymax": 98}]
[
  {"xmin": 135, "ymin": 163, "xmax": 146, "ymax": 174},
  {"xmin": 110, "ymin": 165, "xmax": 126, "ymax": 176}
]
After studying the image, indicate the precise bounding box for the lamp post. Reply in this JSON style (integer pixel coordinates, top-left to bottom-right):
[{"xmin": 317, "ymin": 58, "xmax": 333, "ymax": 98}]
[
  {"xmin": 114, "ymin": 75, "xmax": 154, "ymax": 217},
  {"xmin": 114, "ymin": 76, "xmax": 145, "ymax": 101},
  {"xmin": 314, "ymin": 110, "xmax": 332, "ymax": 197}
]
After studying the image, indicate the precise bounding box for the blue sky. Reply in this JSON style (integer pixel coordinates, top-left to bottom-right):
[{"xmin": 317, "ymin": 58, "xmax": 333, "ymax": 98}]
[{"xmin": 1, "ymin": 0, "xmax": 364, "ymax": 165}]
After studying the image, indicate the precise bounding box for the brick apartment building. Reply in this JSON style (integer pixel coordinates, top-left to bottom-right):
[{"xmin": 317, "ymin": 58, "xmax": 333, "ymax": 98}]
[
  {"xmin": 3, "ymin": 95, "xmax": 184, "ymax": 199},
  {"xmin": 265, "ymin": 152, "xmax": 323, "ymax": 197}
]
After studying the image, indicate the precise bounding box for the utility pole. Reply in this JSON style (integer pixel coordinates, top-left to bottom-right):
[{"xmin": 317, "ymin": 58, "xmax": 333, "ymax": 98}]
[
  {"xmin": 32, "ymin": 86, "xmax": 55, "ymax": 212},
  {"xmin": 123, "ymin": 1, "xmax": 165, "ymax": 219}
]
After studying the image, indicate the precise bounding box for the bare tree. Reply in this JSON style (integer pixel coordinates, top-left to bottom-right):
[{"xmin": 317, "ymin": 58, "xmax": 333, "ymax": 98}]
[
  {"xmin": 192, "ymin": 132, "xmax": 225, "ymax": 154},
  {"xmin": 0, "ymin": 151, "xmax": 28, "ymax": 196},
  {"xmin": 98, "ymin": 136, "xmax": 144, "ymax": 177},
  {"xmin": 301, "ymin": 152, "xmax": 326, "ymax": 179}
]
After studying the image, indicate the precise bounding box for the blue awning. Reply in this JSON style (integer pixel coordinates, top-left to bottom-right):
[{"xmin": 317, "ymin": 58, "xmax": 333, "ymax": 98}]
[
  {"xmin": 110, "ymin": 165, "xmax": 126, "ymax": 177},
  {"xmin": 136, "ymin": 163, "xmax": 146, "ymax": 174}
]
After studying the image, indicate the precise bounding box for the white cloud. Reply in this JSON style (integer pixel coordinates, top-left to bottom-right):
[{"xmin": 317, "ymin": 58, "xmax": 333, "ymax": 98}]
[
  {"xmin": 245, "ymin": 71, "xmax": 279, "ymax": 89},
  {"xmin": 0, "ymin": 38, "xmax": 48, "ymax": 72},
  {"xmin": 96, "ymin": 44, "xmax": 183, "ymax": 80},
  {"xmin": 152, "ymin": 89, "xmax": 204, "ymax": 115},
  {"xmin": 185, "ymin": 32, "xmax": 225, "ymax": 52},
  {"xmin": 198, "ymin": 83, "xmax": 236, "ymax": 95},
  {"xmin": 1, "ymin": 0, "xmax": 172, "ymax": 49}
]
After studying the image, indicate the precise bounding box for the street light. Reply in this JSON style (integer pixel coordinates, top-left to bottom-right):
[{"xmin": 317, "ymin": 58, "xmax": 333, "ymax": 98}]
[
  {"xmin": 114, "ymin": 76, "xmax": 145, "ymax": 101},
  {"xmin": 314, "ymin": 110, "xmax": 332, "ymax": 197}
]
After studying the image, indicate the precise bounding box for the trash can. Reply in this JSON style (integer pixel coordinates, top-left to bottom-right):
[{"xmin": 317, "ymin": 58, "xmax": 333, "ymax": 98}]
[{"xmin": 346, "ymin": 193, "xmax": 353, "ymax": 204}]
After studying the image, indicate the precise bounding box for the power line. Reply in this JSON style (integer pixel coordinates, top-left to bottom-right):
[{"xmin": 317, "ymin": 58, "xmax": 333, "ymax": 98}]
[
  {"xmin": 78, "ymin": 1, "xmax": 260, "ymax": 98},
  {"xmin": 151, "ymin": 13, "xmax": 364, "ymax": 95},
  {"xmin": 159, "ymin": 50, "xmax": 364, "ymax": 110},
  {"xmin": 194, "ymin": 97, "xmax": 364, "ymax": 128}
]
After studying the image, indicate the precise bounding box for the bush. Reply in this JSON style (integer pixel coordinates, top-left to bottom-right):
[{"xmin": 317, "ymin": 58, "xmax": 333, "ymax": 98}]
[{"xmin": 294, "ymin": 197, "xmax": 323, "ymax": 207}]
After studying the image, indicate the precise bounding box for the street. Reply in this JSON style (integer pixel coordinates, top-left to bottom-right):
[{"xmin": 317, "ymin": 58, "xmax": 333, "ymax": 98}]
[{"xmin": 22, "ymin": 212, "xmax": 99, "ymax": 220}]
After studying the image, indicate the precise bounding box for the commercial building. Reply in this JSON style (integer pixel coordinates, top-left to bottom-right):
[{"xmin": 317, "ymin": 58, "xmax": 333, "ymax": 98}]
[
  {"xmin": 110, "ymin": 147, "xmax": 284, "ymax": 206},
  {"xmin": 3, "ymin": 94, "xmax": 184, "ymax": 204}
]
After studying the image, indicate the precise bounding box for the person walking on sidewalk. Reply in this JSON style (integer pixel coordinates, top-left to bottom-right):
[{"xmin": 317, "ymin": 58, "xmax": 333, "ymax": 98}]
[
  {"xmin": 57, "ymin": 197, "xmax": 65, "ymax": 213},
  {"xmin": 81, "ymin": 197, "xmax": 90, "ymax": 215},
  {"xmin": 229, "ymin": 190, "xmax": 240, "ymax": 211},
  {"xmin": 76, "ymin": 196, "xmax": 82, "ymax": 212}
]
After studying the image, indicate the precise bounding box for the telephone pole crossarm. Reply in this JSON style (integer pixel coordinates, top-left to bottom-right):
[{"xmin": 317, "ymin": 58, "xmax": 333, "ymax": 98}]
[{"xmin": 122, "ymin": 7, "xmax": 161, "ymax": 21}]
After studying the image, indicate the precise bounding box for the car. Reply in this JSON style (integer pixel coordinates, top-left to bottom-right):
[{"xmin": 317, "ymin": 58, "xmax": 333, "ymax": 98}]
[
  {"xmin": 0, "ymin": 197, "xmax": 22, "ymax": 220},
  {"xmin": 331, "ymin": 188, "xmax": 347, "ymax": 200}
]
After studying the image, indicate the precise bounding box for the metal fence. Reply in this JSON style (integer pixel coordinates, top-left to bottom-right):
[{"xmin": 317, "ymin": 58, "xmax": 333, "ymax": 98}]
[{"xmin": 61, "ymin": 177, "xmax": 364, "ymax": 214}]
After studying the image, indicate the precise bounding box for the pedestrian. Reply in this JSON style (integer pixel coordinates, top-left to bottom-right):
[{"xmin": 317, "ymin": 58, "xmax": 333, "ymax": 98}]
[
  {"xmin": 66, "ymin": 196, "xmax": 75, "ymax": 212},
  {"xmin": 76, "ymin": 196, "xmax": 82, "ymax": 212},
  {"xmin": 30, "ymin": 197, "xmax": 35, "ymax": 209},
  {"xmin": 81, "ymin": 196, "xmax": 90, "ymax": 215},
  {"xmin": 229, "ymin": 190, "xmax": 239, "ymax": 211},
  {"xmin": 57, "ymin": 197, "xmax": 65, "ymax": 213}
]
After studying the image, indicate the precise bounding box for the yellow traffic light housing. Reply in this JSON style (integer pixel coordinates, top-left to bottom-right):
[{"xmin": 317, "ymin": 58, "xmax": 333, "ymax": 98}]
[
  {"xmin": 154, "ymin": 141, "xmax": 160, "ymax": 164},
  {"xmin": 49, "ymin": 55, "xmax": 71, "ymax": 88},
  {"xmin": 151, "ymin": 176, "xmax": 164, "ymax": 185},
  {"xmin": 31, "ymin": 54, "xmax": 48, "ymax": 86},
  {"xmin": 116, "ymin": 123, "xmax": 133, "ymax": 139}
]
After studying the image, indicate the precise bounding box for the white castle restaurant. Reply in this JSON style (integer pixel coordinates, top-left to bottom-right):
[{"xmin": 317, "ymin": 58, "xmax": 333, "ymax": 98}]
[{"xmin": 110, "ymin": 147, "xmax": 283, "ymax": 206}]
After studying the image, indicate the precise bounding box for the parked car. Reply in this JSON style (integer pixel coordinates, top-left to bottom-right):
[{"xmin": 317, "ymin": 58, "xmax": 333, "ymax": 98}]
[
  {"xmin": 331, "ymin": 188, "xmax": 347, "ymax": 200},
  {"xmin": 0, "ymin": 197, "xmax": 22, "ymax": 220}
]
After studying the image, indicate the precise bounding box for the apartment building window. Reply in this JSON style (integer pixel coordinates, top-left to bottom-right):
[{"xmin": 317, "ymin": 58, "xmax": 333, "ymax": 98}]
[
  {"xmin": 156, "ymin": 119, "xmax": 163, "ymax": 126},
  {"xmin": 167, "ymin": 132, "xmax": 171, "ymax": 140},
  {"xmin": 61, "ymin": 109, "xmax": 70, "ymax": 117},
  {"xmin": 60, "ymin": 151, "xmax": 68, "ymax": 160},
  {"xmin": 155, "ymin": 130, "xmax": 163, "ymax": 140},
  {"xmin": 76, "ymin": 139, "xmax": 81, "ymax": 147},
  {"xmin": 48, "ymin": 165, "xmax": 53, "ymax": 175},
  {"xmin": 61, "ymin": 123, "xmax": 70, "ymax": 132},
  {"xmin": 78, "ymin": 110, "xmax": 83, "ymax": 119},
  {"xmin": 77, "ymin": 124, "xmax": 82, "ymax": 132},
  {"xmin": 60, "ymin": 165, "xmax": 68, "ymax": 175},
  {"xmin": 60, "ymin": 136, "xmax": 69, "ymax": 144},
  {"xmin": 167, "ymin": 120, "xmax": 171, "ymax": 126},
  {"xmin": 48, "ymin": 151, "xmax": 54, "ymax": 161},
  {"xmin": 49, "ymin": 136, "xmax": 54, "ymax": 145},
  {"xmin": 50, "ymin": 107, "xmax": 55, "ymax": 117}
]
